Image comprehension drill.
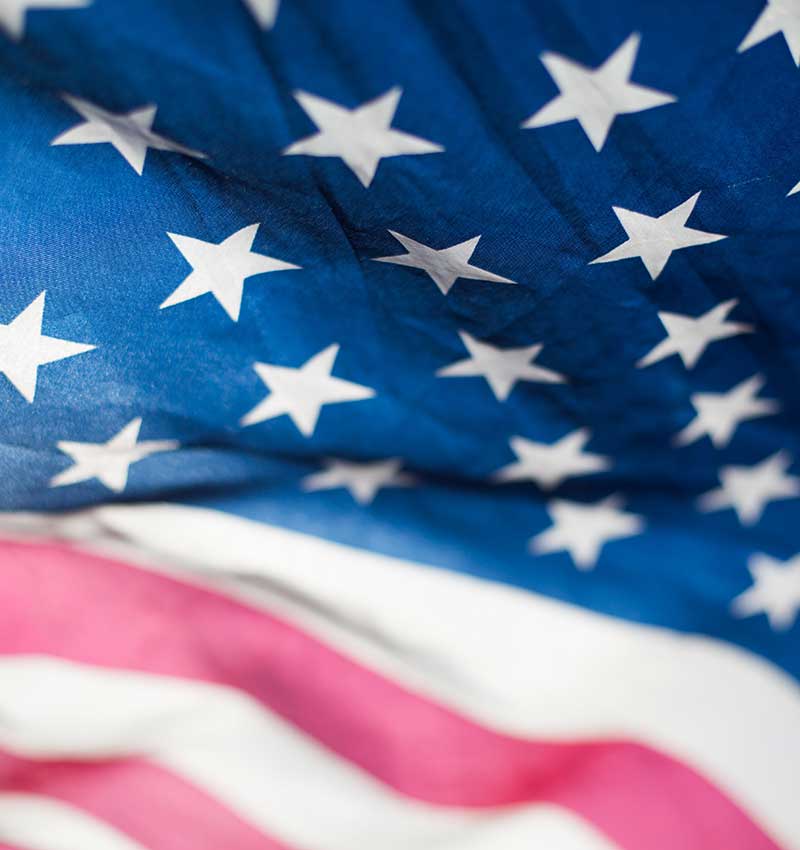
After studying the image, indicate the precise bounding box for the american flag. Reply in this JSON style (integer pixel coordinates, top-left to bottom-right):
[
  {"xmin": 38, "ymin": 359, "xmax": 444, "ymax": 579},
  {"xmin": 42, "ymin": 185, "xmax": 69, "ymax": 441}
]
[{"xmin": 0, "ymin": 1, "xmax": 798, "ymax": 848}]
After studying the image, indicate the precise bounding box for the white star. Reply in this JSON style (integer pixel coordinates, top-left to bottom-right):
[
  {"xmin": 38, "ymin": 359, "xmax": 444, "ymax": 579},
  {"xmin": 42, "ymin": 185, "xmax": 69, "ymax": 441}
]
[
  {"xmin": 283, "ymin": 87, "xmax": 443, "ymax": 187},
  {"xmin": 739, "ymin": 0, "xmax": 800, "ymax": 66},
  {"xmin": 0, "ymin": 291, "xmax": 94, "ymax": 403},
  {"xmin": 674, "ymin": 374, "xmax": 780, "ymax": 449},
  {"xmin": 523, "ymin": 33, "xmax": 676, "ymax": 152},
  {"xmin": 372, "ymin": 231, "xmax": 516, "ymax": 295},
  {"xmin": 302, "ymin": 457, "xmax": 414, "ymax": 505},
  {"xmin": 437, "ymin": 330, "xmax": 566, "ymax": 402},
  {"xmin": 51, "ymin": 418, "xmax": 178, "ymax": 493},
  {"xmin": 530, "ymin": 495, "xmax": 644, "ymax": 570},
  {"xmin": 698, "ymin": 451, "xmax": 800, "ymax": 526},
  {"xmin": 788, "ymin": 178, "xmax": 800, "ymax": 196},
  {"xmin": 494, "ymin": 428, "xmax": 611, "ymax": 490},
  {"xmin": 637, "ymin": 299, "xmax": 754, "ymax": 370},
  {"xmin": 160, "ymin": 224, "xmax": 300, "ymax": 321},
  {"xmin": 0, "ymin": 0, "xmax": 90, "ymax": 40},
  {"xmin": 51, "ymin": 95, "xmax": 206, "ymax": 175},
  {"xmin": 240, "ymin": 344, "xmax": 375, "ymax": 436},
  {"xmin": 242, "ymin": 0, "xmax": 279, "ymax": 29},
  {"xmin": 732, "ymin": 552, "xmax": 800, "ymax": 631},
  {"xmin": 590, "ymin": 192, "xmax": 727, "ymax": 280}
]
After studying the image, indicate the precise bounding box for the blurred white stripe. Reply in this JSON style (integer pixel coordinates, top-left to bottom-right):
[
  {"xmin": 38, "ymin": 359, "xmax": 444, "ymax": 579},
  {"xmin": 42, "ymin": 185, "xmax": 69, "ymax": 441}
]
[{"xmin": 0, "ymin": 793, "xmax": 149, "ymax": 850}]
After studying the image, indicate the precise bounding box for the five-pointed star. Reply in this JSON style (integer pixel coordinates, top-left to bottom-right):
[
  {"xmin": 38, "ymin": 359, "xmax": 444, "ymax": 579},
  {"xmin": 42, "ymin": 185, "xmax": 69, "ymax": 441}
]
[
  {"xmin": 437, "ymin": 331, "xmax": 566, "ymax": 402},
  {"xmin": 523, "ymin": 32, "xmax": 676, "ymax": 152},
  {"xmin": 0, "ymin": 291, "xmax": 94, "ymax": 403},
  {"xmin": 739, "ymin": 0, "xmax": 800, "ymax": 65},
  {"xmin": 637, "ymin": 299, "xmax": 754, "ymax": 370},
  {"xmin": 494, "ymin": 428, "xmax": 611, "ymax": 490},
  {"xmin": 0, "ymin": 0, "xmax": 89, "ymax": 40},
  {"xmin": 283, "ymin": 87, "xmax": 443, "ymax": 187},
  {"xmin": 160, "ymin": 224, "xmax": 300, "ymax": 321},
  {"xmin": 530, "ymin": 495, "xmax": 644, "ymax": 570},
  {"xmin": 240, "ymin": 344, "xmax": 375, "ymax": 435},
  {"xmin": 51, "ymin": 95, "xmax": 206, "ymax": 175},
  {"xmin": 302, "ymin": 457, "xmax": 414, "ymax": 505},
  {"xmin": 372, "ymin": 231, "xmax": 516, "ymax": 295},
  {"xmin": 242, "ymin": 0, "xmax": 279, "ymax": 29},
  {"xmin": 674, "ymin": 374, "xmax": 780, "ymax": 449},
  {"xmin": 590, "ymin": 192, "xmax": 727, "ymax": 280},
  {"xmin": 50, "ymin": 417, "xmax": 178, "ymax": 493},
  {"xmin": 732, "ymin": 552, "xmax": 800, "ymax": 631},
  {"xmin": 698, "ymin": 451, "xmax": 800, "ymax": 526}
]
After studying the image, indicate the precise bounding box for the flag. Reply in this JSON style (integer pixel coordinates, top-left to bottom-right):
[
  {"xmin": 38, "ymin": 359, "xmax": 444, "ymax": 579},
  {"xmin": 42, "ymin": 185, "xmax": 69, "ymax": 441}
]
[{"xmin": 0, "ymin": 1, "xmax": 798, "ymax": 848}]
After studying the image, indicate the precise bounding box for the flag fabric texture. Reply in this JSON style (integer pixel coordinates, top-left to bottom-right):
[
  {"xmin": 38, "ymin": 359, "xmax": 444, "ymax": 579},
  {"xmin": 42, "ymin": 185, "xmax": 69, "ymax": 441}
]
[{"xmin": 0, "ymin": 1, "xmax": 799, "ymax": 848}]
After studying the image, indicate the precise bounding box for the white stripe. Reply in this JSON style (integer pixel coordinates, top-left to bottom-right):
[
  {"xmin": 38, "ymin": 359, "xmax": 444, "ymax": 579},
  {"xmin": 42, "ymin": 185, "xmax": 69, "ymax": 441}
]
[
  {"xmin": 0, "ymin": 655, "xmax": 618, "ymax": 850},
  {"xmin": 2, "ymin": 504, "xmax": 800, "ymax": 849},
  {"xmin": 0, "ymin": 793, "xmax": 148, "ymax": 850}
]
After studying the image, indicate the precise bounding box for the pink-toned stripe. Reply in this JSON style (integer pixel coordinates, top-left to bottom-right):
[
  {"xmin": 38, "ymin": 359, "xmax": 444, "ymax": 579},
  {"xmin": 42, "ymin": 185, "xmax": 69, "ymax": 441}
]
[
  {"xmin": 0, "ymin": 748, "xmax": 295, "ymax": 850},
  {"xmin": 0, "ymin": 537, "xmax": 783, "ymax": 850}
]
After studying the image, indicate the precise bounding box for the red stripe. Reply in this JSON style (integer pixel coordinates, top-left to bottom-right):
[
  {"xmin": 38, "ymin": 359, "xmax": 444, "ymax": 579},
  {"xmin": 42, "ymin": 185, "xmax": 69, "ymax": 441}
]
[
  {"xmin": 0, "ymin": 748, "xmax": 294, "ymax": 850},
  {"xmin": 0, "ymin": 537, "xmax": 783, "ymax": 850}
]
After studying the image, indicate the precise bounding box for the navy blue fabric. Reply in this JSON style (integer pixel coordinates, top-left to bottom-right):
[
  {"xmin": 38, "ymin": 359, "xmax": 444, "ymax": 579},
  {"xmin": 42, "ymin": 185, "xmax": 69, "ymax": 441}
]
[{"xmin": 1, "ymin": 1, "xmax": 799, "ymax": 677}]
